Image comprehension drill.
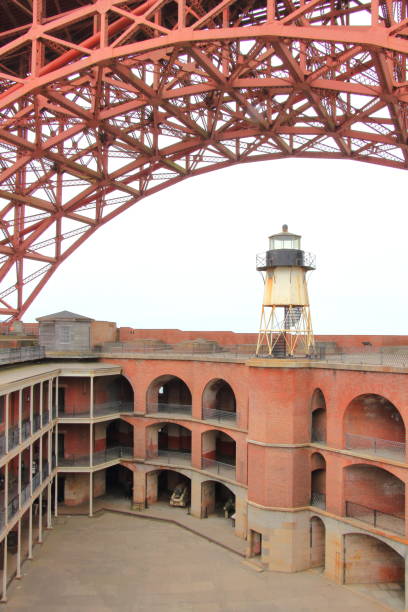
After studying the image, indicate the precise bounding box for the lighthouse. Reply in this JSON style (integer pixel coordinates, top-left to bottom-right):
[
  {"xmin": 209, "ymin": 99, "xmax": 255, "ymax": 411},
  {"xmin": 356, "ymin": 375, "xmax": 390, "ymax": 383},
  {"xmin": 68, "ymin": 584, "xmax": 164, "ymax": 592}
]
[{"xmin": 255, "ymin": 225, "xmax": 315, "ymax": 358}]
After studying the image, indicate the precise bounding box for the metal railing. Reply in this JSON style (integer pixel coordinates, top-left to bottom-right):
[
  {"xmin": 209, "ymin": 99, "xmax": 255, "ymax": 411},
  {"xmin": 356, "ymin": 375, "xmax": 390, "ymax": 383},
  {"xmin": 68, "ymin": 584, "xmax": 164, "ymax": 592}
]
[
  {"xmin": 0, "ymin": 413, "xmax": 53, "ymax": 457},
  {"xmin": 345, "ymin": 501, "xmax": 405, "ymax": 535},
  {"xmin": 59, "ymin": 400, "xmax": 133, "ymax": 418},
  {"xmin": 146, "ymin": 449, "xmax": 192, "ymax": 464},
  {"xmin": 201, "ymin": 457, "xmax": 236, "ymax": 478},
  {"xmin": 202, "ymin": 407, "xmax": 237, "ymax": 424},
  {"xmin": 94, "ymin": 341, "xmax": 408, "ymax": 368},
  {"xmin": 310, "ymin": 492, "xmax": 326, "ymax": 509},
  {"xmin": 0, "ymin": 346, "xmax": 45, "ymax": 365},
  {"xmin": 147, "ymin": 402, "xmax": 192, "ymax": 416},
  {"xmin": 345, "ymin": 433, "xmax": 406, "ymax": 460},
  {"xmin": 58, "ymin": 446, "xmax": 133, "ymax": 467},
  {"xmin": 6, "ymin": 463, "xmax": 48, "ymax": 524}
]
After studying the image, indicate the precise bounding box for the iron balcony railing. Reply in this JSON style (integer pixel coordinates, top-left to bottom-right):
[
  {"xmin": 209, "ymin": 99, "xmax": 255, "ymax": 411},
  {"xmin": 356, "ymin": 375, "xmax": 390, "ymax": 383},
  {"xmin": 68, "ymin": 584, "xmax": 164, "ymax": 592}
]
[
  {"xmin": 59, "ymin": 401, "xmax": 133, "ymax": 418},
  {"xmin": 58, "ymin": 446, "xmax": 133, "ymax": 467},
  {"xmin": 147, "ymin": 403, "xmax": 192, "ymax": 416},
  {"xmin": 202, "ymin": 407, "xmax": 237, "ymax": 424},
  {"xmin": 310, "ymin": 492, "xmax": 326, "ymax": 509},
  {"xmin": 146, "ymin": 449, "xmax": 192, "ymax": 465},
  {"xmin": 345, "ymin": 433, "xmax": 406, "ymax": 460},
  {"xmin": 345, "ymin": 501, "xmax": 405, "ymax": 535},
  {"xmin": 201, "ymin": 457, "xmax": 236, "ymax": 478},
  {"xmin": 256, "ymin": 251, "xmax": 316, "ymax": 270},
  {"xmin": 6, "ymin": 462, "xmax": 50, "ymax": 524},
  {"xmin": 0, "ymin": 414, "xmax": 52, "ymax": 457}
]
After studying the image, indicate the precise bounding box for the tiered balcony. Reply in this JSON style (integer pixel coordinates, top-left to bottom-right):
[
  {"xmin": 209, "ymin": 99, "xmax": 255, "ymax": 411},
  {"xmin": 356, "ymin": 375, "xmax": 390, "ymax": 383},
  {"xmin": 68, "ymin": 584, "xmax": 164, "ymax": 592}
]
[
  {"xmin": 346, "ymin": 501, "xmax": 405, "ymax": 535},
  {"xmin": 202, "ymin": 407, "xmax": 237, "ymax": 425},
  {"xmin": 146, "ymin": 449, "xmax": 191, "ymax": 466},
  {"xmin": 147, "ymin": 402, "xmax": 192, "ymax": 417},
  {"xmin": 59, "ymin": 401, "xmax": 133, "ymax": 420},
  {"xmin": 201, "ymin": 457, "xmax": 236, "ymax": 479},
  {"xmin": 0, "ymin": 458, "xmax": 55, "ymax": 531},
  {"xmin": 345, "ymin": 433, "xmax": 406, "ymax": 461},
  {"xmin": 58, "ymin": 446, "xmax": 133, "ymax": 468}
]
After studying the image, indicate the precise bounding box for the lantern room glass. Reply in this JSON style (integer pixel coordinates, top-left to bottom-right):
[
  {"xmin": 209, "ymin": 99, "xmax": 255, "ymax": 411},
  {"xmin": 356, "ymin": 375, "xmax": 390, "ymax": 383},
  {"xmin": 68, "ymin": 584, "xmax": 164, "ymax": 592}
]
[{"xmin": 269, "ymin": 234, "xmax": 301, "ymax": 250}]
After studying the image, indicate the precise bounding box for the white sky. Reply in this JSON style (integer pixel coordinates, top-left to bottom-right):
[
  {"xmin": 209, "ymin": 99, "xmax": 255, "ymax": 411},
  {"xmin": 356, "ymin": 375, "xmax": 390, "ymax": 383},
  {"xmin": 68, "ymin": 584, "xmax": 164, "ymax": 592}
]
[{"xmin": 25, "ymin": 157, "xmax": 408, "ymax": 335}]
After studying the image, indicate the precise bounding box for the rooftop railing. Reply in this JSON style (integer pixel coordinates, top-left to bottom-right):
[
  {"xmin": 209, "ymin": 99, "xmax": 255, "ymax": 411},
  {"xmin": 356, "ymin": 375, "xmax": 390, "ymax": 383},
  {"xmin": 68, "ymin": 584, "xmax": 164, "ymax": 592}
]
[
  {"xmin": 345, "ymin": 433, "xmax": 406, "ymax": 460},
  {"xmin": 94, "ymin": 341, "xmax": 408, "ymax": 368},
  {"xmin": 345, "ymin": 500, "xmax": 405, "ymax": 535}
]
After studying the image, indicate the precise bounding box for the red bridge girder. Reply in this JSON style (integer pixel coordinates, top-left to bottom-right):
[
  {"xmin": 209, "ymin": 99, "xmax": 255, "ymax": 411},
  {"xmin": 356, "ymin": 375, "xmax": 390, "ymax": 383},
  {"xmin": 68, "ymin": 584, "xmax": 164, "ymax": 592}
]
[{"xmin": 0, "ymin": 0, "xmax": 408, "ymax": 320}]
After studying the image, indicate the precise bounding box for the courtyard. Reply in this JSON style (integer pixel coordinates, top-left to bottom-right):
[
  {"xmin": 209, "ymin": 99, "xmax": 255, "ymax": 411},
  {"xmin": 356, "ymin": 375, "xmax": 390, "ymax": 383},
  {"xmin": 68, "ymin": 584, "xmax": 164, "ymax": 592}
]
[{"xmin": 5, "ymin": 511, "xmax": 387, "ymax": 611}]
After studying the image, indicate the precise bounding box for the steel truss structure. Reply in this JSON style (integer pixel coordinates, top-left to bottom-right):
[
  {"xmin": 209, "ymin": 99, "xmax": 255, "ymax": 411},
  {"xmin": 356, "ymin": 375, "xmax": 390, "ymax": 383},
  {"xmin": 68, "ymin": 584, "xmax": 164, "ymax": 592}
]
[
  {"xmin": 0, "ymin": 0, "xmax": 408, "ymax": 320},
  {"xmin": 256, "ymin": 305, "xmax": 314, "ymax": 356}
]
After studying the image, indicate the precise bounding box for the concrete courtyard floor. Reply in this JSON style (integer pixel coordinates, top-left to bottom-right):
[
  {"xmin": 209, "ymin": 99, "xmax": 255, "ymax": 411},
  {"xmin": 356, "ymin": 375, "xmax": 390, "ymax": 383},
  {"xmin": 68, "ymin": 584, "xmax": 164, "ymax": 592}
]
[{"xmin": 4, "ymin": 512, "xmax": 392, "ymax": 612}]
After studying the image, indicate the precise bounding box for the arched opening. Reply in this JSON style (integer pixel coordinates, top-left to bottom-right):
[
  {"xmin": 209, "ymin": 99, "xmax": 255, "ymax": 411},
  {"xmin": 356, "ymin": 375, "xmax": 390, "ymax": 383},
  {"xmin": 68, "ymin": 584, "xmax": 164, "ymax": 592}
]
[
  {"xmin": 146, "ymin": 423, "xmax": 192, "ymax": 465},
  {"xmin": 146, "ymin": 469, "xmax": 191, "ymax": 508},
  {"xmin": 311, "ymin": 389, "xmax": 326, "ymax": 443},
  {"xmin": 104, "ymin": 420, "xmax": 133, "ymax": 460},
  {"xmin": 344, "ymin": 464, "xmax": 405, "ymax": 535},
  {"xmin": 94, "ymin": 375, "xmax": 134, "ymax": 416},
  {"xmin": 344, "ymin": 534, "xmax": 404, "ymax": 610},
  {"xmin": 310, "ymin": 452, "xmax": 326, "ymax": 509},
  {"xmin": 146, "ymin": 375, "xmax": 192, "ymax": 416},
  {"xmin": 344, "ymin": 394, "xmax": 405, "ymax": 460},
  {"xmin": 201, "ymin": 430, "xmax": 236, "ymax": 479},
  {"xmin": 310, "ymin": 516, "xmax": 325, "ymax": 569},
  {"xmin": 105, "ymin": 464, "xmax": 133, "ymax": 500},
  {"xmin": 201, "ymin": 480, "xmax": 236, "ymax": 523},
  {"xmin": 202, "ymin": 379, "xmax": 237, "ymax": 424}
]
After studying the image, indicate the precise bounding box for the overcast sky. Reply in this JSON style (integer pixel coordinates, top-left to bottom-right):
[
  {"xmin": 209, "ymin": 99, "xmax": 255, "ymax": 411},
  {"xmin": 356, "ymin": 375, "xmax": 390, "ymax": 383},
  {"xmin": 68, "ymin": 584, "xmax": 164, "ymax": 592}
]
[{"xmin": 25, "ymin": 157, "xmax": 408, "ymax": 336}]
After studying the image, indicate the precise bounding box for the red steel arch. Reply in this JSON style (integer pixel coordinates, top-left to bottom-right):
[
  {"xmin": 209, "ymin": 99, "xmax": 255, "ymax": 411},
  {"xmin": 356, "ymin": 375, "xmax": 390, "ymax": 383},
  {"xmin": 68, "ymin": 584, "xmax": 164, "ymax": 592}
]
[{"xmin": 1, "ymin": 0, "xmax": 408, "ymax": 320}]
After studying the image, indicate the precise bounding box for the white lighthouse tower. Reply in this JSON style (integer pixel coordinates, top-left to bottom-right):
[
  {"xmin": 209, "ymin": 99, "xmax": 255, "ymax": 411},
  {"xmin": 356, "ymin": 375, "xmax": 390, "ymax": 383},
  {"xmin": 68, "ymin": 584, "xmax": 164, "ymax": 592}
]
[{"xmin": 256, "ymin": 225, "xmax": 315, "ymax": 358}]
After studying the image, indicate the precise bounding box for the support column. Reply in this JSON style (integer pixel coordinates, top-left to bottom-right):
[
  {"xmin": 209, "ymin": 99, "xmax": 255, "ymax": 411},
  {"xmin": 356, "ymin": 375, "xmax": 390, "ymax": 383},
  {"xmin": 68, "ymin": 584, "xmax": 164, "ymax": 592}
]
[
  {"xmin": 38, "ymin": 491, "xmax": 43, "ymax": 544},
  {"xmin": 29, "ymin": 444, "xmax": 33, "ymax": 496},
  {"xmin": 1, "ymin": 534, "xmax": 7, "ymax": 602},
  {"xmin": 29, "ymin": 386, "xmax": 33, "ymax": 436},
  {"xmin": 18, "ymin": 390, "xmax": 22, "ymax": 445},
  {"xmin": 89, "ymin": 423, "xmax": 93, "ymax": 468},
  {"xmin": 90, "ymin": 377, "xmax": 94, "ymax": 419},
  {"xmin": 16, "ymin": 520, "xmax": 21, "ymax": 579},
  {"xmin": 18, "ymin": 452, "xmax": 21, "ymax": 511},
  {"xmin": 4, "ymin": 464, "xmax": 8, "ymax": 528},
  {"xmin": 190, "ymin": 476, "xmax": 202, "ymax": 518},
  {"xmin": 54, "ymin": 473, "xmax": 58, "ymax": 518},
  {"xmin": 47, "ymin": 484, "xmax": 52, "ymax": 529},
  {"xmin": 89, "ymin": 473, "xmax": 93, "ymax": 517},
  {"xmin": 54, "ymin": 377, "xmax": 58, "ymax": 419},
  {"xmin": 28, "ymin": 504, "xmax": 33, "ymax": 560},
  {"xmin": 39, "ymin": 382, "xmax": 43, "ymax": 429},
  {"xmin": 5, "ymin": 395, "xmax": 9, "ymax": 455}
]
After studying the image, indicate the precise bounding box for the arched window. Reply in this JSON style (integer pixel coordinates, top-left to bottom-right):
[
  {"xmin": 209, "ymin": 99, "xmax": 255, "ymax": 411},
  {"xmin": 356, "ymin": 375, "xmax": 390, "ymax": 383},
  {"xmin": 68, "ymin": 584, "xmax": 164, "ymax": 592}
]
[
  {"xmin": 311, "ymin": 389, "xmax": 326, "ymax": 443},
  {"xmin": 146, "ymin": 375, "xmax": 192, "ymax": 416},
  {"xmin": 202, "ymin": 379, "xmax": 236, "ymax": 424},
  {"xmin": 344, "ymin": 394, "xmax": 405, "ymax": 460}
]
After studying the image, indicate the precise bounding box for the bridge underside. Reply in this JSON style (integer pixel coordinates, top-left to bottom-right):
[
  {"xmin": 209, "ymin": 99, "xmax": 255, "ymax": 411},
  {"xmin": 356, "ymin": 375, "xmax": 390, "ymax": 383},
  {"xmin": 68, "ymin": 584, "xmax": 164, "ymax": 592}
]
[{"xmin": 0, "ymin": 0, "xmax": 407, "ymax": 320}]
